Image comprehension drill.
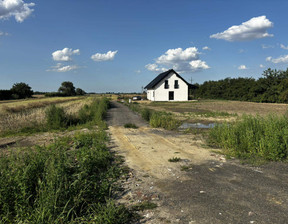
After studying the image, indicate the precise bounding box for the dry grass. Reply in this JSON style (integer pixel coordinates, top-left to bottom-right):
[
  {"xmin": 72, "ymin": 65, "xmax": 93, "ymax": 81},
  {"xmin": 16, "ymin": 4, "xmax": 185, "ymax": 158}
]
[{"xmin": 0, "ymin": 96, "xmax": 92, "ymax": 134}]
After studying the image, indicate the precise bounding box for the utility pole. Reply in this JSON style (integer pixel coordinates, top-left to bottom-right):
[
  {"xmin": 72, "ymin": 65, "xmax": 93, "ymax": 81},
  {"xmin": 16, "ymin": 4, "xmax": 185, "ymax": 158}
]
[{"xmin": 190, "ymin": 77, "xmax": 193, "ymax": 84}]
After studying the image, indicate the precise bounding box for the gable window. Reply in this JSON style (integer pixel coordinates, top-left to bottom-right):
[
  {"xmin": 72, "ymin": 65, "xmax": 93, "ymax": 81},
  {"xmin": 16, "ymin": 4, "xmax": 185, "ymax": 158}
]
[
  {"xmin": 164, "ymin": 80, "xmax": 169, "ymax": 89},
  {"xmin": 174, "ymin": 80, "xmax": 179, "ymax": 89}
]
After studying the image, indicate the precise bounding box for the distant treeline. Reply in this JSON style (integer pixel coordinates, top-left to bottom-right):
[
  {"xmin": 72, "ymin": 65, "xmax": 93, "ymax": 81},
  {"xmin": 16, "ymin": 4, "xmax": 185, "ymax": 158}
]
[
  {"xmin": 194, "ymin": 68, "xmax": 288, "ymax": 103},
  {"xmin": 0, "ymin": 82, "xmax": 33, "ymax": 100}
]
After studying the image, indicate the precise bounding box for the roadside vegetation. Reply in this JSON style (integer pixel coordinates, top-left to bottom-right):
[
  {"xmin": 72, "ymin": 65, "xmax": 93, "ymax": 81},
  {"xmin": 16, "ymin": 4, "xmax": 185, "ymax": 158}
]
[
  {"xmin": 209, "ymin": 114, "xmax": 288, "ymax": 162},
  {"xmin": 0, "ymin": 130, "xmax": 135, "ymax": 223}
]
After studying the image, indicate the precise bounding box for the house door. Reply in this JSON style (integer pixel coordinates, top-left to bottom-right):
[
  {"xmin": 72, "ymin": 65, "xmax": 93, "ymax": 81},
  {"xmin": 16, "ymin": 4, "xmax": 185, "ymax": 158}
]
[{"xmin": 169, "ymin": 91, "xmax": 174, "ymax": 100}]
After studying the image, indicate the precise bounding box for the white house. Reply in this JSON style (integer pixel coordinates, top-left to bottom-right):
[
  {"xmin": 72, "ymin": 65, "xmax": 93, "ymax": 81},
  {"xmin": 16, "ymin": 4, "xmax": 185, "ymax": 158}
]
[{"xmin": 145, "ymin": 69, "xmax": 194, "ymax": 101}]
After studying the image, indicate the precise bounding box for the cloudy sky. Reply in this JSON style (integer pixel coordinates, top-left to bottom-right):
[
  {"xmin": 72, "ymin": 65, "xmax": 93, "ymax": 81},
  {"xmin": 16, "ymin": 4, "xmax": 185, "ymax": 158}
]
[{"xmin": 1, "ymin": 0, "xmax": 288, "ymax": 92}]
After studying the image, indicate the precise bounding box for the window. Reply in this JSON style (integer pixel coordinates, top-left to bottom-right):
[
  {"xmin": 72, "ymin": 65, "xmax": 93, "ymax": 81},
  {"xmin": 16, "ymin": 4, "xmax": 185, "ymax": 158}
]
[
  {"xmin": 174, "ymin": 80, "xmax": 179, "ymax": 89},
  {"xmin": 164, "ymin": 80, "xmax": 169, "ymax": 89}
]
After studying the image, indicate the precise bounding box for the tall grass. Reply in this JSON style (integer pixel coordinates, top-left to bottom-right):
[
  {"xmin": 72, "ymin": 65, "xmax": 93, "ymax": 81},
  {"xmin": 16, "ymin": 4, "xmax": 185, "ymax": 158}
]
[
  {"xmin": 0, "ymin": 131, "xmax": 133, "ymax": 223},
  {"xmin": 149, "ymin": 111, "xmax": 181, "ymax": 130},
  {"xmin": 209, "ymin": 114, "xmax": 288, "ymax": 161}
]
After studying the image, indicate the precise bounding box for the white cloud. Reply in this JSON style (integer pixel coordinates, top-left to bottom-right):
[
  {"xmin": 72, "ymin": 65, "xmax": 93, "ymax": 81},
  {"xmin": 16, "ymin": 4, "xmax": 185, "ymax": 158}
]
[
  {"xmin": 280, "ymin": 44, "xmax": 288, "ymax": 50},
  {"xmin": 52, "ymin": 48, "xmax": 80, "ymax": 61},
  {"xmin": 238, "ymin": 65, "xmax": 247, "ymax": 70},
  {"xmin": 0, "ymin": 31, "xmax": 8, "ymax": 36},
  {"xmin": 47, "ymin": 63, "xmax": 79, "ymax": 72},
  {"xmin": 146, "ymin": 47, "xmax": 210, "ymax": 73},
  {"xmin": 210, "ymin": 16, "xmax": 273, "ymax": 42},
  {"xmin": 266, "ymin": 55, "xmax": 288, "ymax": 63},
  {"xmin": 91, "ymin": 50, "xmax": 118, "ymax": 62},
  {"xmin": 0, "ymin": 0, "xmax": 35, "ymax": 23},
  {"xmin": 202, "ymin": 46, "xmax": 211, "ymax": 51},
  {"xmin": 145, "ymin": 63, "xmax": 167, "ymax": 72},
  {"xmin": 260, "ymin": 64, "xmax": 265, "ymax": 68},
  {"xmin": 135, "ymin": 70, "xmax": 141, "ymax": 74},
  {"xmin": 262, "ymin": 44, "xmax": 274, "ymax": 49}
]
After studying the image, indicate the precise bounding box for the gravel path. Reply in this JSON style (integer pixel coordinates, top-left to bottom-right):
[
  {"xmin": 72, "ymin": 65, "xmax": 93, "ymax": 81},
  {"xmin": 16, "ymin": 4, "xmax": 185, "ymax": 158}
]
[{"xmin": 107, "ymin": 101, "xmax": 288, "ymax": 224}]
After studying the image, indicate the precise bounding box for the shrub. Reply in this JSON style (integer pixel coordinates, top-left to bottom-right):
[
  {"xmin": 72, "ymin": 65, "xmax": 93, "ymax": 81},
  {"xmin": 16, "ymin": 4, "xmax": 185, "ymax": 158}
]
[{"xmin": 45, "ymin": 104, "xmax": 68, "ymax": 129}]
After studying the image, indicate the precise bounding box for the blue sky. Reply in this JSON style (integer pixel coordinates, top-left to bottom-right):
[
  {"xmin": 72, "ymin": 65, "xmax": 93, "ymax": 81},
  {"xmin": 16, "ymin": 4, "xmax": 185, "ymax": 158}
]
[{"xmin": 1, "ymin": 0, "xmax": 288, "ymax": 93}]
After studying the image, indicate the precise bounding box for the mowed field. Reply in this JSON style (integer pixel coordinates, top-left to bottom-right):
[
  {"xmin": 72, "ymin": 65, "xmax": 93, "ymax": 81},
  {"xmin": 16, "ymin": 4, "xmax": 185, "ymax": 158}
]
[{"xmin": 136, "ymin": 99, "xmax": 288, "ymax": 123}]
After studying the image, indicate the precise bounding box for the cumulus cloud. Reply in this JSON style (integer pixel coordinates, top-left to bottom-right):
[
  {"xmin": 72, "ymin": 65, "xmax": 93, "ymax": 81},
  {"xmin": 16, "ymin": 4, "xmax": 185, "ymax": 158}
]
[
  {"xmin": 146, "ymin": 47, "xmax": 210, "ymax": 73},
  {"xmin": 202, "ymin": 46, "xmax": 211, "ymax": 50},
  {"xmin": 238, "ymin": 65, "xmax": 247, "ymax": 70},
  {"xmin": 0, "ymin": 0, "xmax": 35, "ymax": 23},
  {"xmin": 91, "ymin": 50, "xmax": 118, "ymax": 62},
  {"xmin": 52, "ymin": 48, "xmax": 80, "ymax": 61},
  {"xmin": 47, "ymin": 63, "xmax": 79, "ymax": 72},
  {"xmin": 280, "ymin": 44, "xmax": 288, "ymax": 50},
  {"xmin": 260, "ymin": 64, "xmax": 265, "ymax": 68},
  {"xmin": 210, "ymin": 16, "xmax": 273, "ymax": 42},
  {"xmin": 266, "ymin": 55, "xmax": 288, "ymax": 63},
  {"xmin": 145, "ymin": 63, "xmax": 167, "ymax": 72}
]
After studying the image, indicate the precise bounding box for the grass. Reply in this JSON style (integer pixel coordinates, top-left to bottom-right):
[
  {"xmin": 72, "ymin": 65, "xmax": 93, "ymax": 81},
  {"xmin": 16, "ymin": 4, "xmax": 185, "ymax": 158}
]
[
  {"xmin": 0, "ymin": 97, "xmax": 109, "ymax": 136},
  {"xmin": 168, "ymin": 157, "xmax": 181, "ymax": 162},
  {"xmin": 209, "ymin": 114, "xmax": 288, "ymax": 162},
  {"xmin": 149, "ymin": 111, "xmax": 181, "ymax": 130},
  {"xmin": 124, "ymin": 123, "xmax": 138, "ymax": 129},
  {"xmin": 0, "ymin": 130, "xmax": 136, "ymax": 223}
]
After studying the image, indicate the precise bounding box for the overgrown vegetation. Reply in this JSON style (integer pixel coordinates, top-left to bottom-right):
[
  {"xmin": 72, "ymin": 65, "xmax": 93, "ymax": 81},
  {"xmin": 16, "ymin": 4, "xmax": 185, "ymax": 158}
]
[
  {"xmin": 209, "ymin": 114, "xmax": 288, "ymax": 161},
  {"xmin": 195, "ymin": 68, "xmax": 288, "ymax": 103},
  {"xmin": 0, "ymin": 131, "xmax": 135, "ymax": 223},
  {"xmin": 149, "ymin": 111, "xmax": 181, "ymax": 130}
]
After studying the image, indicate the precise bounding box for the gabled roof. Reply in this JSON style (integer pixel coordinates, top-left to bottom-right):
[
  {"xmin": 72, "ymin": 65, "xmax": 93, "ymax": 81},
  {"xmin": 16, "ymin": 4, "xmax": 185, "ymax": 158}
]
[{"xmin": 144, "ymin": 69, "xmax": 190, "ymax": 89}]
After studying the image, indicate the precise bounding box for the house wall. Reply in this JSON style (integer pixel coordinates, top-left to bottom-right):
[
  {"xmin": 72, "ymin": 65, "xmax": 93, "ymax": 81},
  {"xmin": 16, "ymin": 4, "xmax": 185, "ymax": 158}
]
[{"xmin": 150, "ymin": 72, "xmax": 188, "ymax": 101}]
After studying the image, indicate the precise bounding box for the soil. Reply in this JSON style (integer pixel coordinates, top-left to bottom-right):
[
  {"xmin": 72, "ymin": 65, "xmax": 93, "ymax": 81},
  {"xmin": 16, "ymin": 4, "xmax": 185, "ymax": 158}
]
[{"xmin": 107, "ymin": 101, "xmax": 288, "ymax": 224}]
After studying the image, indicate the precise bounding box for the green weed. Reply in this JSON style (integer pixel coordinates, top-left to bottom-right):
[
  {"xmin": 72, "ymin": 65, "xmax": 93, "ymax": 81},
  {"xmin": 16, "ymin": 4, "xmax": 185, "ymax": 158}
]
[
  {"xmin": 209, "ymin": 114, "xmax": 288, "ymax": 161},
  {"xmin": 124, "ymin": 123, "xmax": 138, "ymax": 129},
  {"xmin": 168, "ymin": 157, "xmax": 181, "ymax": 162}
]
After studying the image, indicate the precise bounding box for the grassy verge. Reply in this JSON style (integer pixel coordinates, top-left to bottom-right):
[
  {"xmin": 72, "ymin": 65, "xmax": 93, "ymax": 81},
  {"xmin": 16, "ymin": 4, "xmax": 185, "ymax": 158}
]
[
  {"xmin": 0, "ymin": 130, "xmax": 135, "ymax": 223},
  {"xmin": 209, "ymin": 114, "xmax": 288, "ymax": 162},
  {"xmin": 124, "ymin": 102, "xmax": 181, "ymax": 130}
]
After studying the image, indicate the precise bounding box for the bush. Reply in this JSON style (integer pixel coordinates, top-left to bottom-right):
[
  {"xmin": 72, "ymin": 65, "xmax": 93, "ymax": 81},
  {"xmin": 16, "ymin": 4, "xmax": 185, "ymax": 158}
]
[
  {"xmin": 45, "ymin": 104, "xmax": 68, "ymax": 129},
  {"xmin": 124, "ymin": 123, "xmax": 138, "ymax": 129}
]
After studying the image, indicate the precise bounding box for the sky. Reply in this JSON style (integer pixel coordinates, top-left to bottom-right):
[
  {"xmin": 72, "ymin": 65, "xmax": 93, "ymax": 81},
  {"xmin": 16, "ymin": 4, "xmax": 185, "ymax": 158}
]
[{"xmin": 1, "ymin": 0, "xmax": 288, "ymax": 93}]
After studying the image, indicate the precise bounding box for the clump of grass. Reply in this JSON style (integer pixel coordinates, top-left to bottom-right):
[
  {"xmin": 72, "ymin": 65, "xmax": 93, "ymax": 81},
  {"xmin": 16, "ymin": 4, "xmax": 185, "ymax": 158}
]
[
  {"xmin": 168, "ymin": 157, "xmax": 181, "ymax": 162},
  {"xmin": 131, "ymin": 201, "xmax": 158, "ymax": 211},
  {"xmin": 150, "ymin": 111, "xmax": 181, "ymax": 130},
  {"xmin": 0, "ymin": 131, "xmax": 135, "ymax": 223},
  {"xmin": 209, "ymin": 114, "xmax": 288, "ymax": 161},
  {"xmin": 45, "ymin": 104, "xmax": 68, "ymax": 129},
  {"xmin": 141, "ymin": 108, "xmax": 153, "ymax": 121},
  {"xmin": 124, "ymin": 123, "xmax": 138, "ymax": 129}
]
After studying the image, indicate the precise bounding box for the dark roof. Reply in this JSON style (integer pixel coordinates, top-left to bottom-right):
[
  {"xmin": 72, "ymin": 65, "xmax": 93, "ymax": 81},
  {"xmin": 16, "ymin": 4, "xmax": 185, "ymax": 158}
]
[{"xmin": 144, "ymin": 69, "xmax": 190, "ymax": 89}]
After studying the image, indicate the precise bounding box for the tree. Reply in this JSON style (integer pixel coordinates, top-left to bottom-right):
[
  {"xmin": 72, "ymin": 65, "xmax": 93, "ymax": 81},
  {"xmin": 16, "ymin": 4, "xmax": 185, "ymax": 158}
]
[
  {"xmin": 10, "ymin": 82, "xmax": 33, "ymax": 99},
  {"xmin": 75, "ymin": 88, "xmax": 86, "ymax": 96},
  {"xmin": 58, "ymin": 81, "xmax": 76, "ymax": 96}
]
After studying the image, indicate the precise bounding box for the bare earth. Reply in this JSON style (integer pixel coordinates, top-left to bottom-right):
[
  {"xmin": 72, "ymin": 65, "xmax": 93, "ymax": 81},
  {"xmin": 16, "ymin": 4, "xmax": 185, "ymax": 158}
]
[{"xmin": 107, "ymin": 101, "xmax": 288, "ymax": 224}]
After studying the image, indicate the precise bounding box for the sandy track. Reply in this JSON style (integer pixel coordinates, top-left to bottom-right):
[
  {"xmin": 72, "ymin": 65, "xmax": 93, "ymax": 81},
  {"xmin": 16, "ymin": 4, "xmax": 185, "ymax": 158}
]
[{"xmin": 109, "ymin": 126, "xmax": 215, "ymax": 179}]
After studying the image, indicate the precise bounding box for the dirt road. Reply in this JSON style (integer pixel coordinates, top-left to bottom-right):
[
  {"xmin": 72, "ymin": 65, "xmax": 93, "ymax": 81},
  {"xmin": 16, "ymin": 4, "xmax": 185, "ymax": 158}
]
[{"xmin": 107, "ymin": 101, "xmax": 288, "ymax": 224}]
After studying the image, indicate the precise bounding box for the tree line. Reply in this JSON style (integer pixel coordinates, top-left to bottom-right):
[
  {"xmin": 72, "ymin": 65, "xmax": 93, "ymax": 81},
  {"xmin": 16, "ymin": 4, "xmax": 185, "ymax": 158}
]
[
  {"xmin": 193, "ymin": 68, "xmax": 288, "ymax": 103},
  {"xmin": 0, "ymin": 81, "xmax": 86, "ymax": 100}
]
